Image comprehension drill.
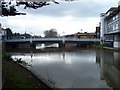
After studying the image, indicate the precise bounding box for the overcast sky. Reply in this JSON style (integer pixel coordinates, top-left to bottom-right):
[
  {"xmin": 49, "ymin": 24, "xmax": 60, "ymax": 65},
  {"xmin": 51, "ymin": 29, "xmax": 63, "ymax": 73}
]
[{"xmin": 0, "ymin": 0, "xmax": 119, "ymax": 36}]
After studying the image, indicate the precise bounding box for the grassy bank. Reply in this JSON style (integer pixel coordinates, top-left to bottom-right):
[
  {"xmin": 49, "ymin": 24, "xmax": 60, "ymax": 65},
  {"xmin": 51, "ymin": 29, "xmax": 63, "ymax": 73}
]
[
  {"xmin": 2, "ymin": 52, "xmax": 52, "ymax": 89},
  {"xmin": 94, "ymin": 44, "xmax": 104, "ymax": 49}
]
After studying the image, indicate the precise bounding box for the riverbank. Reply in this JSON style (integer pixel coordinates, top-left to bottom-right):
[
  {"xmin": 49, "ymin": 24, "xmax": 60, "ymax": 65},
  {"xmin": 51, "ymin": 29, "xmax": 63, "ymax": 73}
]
[
  {"xmin": 103, "ymin": 47, "xmax": 120, "ymax": 52},
  {"xmin": 2, "ymin": 54, "xmax": 52, "ymax": 89}
]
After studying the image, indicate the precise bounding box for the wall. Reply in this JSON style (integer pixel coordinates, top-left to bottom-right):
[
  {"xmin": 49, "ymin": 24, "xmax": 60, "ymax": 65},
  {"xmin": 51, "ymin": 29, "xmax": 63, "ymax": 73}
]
[{"xmin": 114, "ymin": 35, "xmax": 120, "ymax": 48}]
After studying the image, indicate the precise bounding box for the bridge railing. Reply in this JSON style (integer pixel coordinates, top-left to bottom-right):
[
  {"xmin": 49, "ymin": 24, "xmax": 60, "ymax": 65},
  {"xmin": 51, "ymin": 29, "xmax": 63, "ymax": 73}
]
[
  {"xmin": 5, "ymin": 38, "xmax": 100, "ymax": 42},
  {"xmin": 64, "ymin": 38, "xmax": 100, "ymax": 42}
]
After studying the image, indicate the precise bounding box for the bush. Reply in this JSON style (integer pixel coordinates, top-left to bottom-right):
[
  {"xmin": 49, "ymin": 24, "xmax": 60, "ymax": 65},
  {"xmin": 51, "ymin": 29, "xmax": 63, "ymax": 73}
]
[
  {"xmin": 2, "ymin": 51, "xmax": 12, "ymax": 61},
  {"xmin": 95, "ymin": 44, "xmax": 104, "ymax": 49}
]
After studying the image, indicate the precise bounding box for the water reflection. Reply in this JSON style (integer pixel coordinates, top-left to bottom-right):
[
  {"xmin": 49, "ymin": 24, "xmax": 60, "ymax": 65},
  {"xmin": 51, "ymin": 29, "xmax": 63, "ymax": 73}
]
[
  {"xmin": 96, "ymin": 50, "xmax": 120, "ymax": 89},
  {"xmin": 10, "ymin": 49, "xmax": 120, "ymax": 89},
  {"xmin": 36, "ymin": 43, "xmax": 58, "ymax": 49}
]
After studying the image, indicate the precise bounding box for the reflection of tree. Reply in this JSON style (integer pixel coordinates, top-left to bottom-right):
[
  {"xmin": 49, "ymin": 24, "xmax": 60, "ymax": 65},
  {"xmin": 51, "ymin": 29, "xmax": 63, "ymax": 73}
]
[
  {"xmin": 30, "ymin": 51, "xmax": 33, "ymax": 59},
  {"xmin": 61, "ymin": 48, "xmax": 65, "ymax": 63},
  {"xmin": 62, "ymin": 52, "xmax": 65, "ymax": 60},
  {"xmin": 46, "ymin": 68, "xmax": 56, "ymax": 85},
  {"xmin": 28, "ymin": 51, "xmax": 33, "ymax": 67}
]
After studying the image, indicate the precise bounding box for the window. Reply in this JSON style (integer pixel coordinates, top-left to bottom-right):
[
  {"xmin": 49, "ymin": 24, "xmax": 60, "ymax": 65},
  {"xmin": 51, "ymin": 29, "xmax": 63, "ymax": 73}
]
[
  {"xmin": 115, "ymin": 23, "xmax": 119, "ymax": 30},
  {"xmin": 113, "ymin": 24, "xmax": 115, "ymax": 30},
  {"xmin": 116, "ymin": 15, "xmax": 118, "ymax": 19},
  {"xmin": 113, "ymin": 16, "xmax": 115, "ymax": 20}
]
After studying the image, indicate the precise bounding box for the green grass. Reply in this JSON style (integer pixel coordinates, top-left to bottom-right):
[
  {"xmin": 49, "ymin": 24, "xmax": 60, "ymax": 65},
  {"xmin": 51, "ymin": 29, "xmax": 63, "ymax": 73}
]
[
  {"xmin": 8, "ymin": 73, "xmax": 30, "ymax": 88},
  {"xmin": 2, "ymin": 51, "xmax": 50, "ymax": 89},
  {"xmin": 2, "ymin": 52, "xmax": 31, "ymax": 88},
  {"xmin": 2, "ymin": 59, "xmax": 31, "ymax": 88},
  {"xmin": 94, "ymin": 44, "xmax": 104, "ymax": 49},
  {"xmin": 2, "ymin": 51, "xmax": 12, "ymax": 61}
]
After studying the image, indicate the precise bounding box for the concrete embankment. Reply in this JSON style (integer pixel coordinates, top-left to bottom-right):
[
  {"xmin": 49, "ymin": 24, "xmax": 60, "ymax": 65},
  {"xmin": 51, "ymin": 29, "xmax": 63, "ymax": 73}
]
[{"xmin": 104, "ymin": 47, "xmax": 120, "ymax": 52}]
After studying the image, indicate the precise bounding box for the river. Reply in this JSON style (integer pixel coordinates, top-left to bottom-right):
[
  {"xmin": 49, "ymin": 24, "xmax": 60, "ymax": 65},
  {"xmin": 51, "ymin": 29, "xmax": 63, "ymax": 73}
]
[{"xmin": 9, "ymin": 44, "xmax": 120, "ymax": 89}]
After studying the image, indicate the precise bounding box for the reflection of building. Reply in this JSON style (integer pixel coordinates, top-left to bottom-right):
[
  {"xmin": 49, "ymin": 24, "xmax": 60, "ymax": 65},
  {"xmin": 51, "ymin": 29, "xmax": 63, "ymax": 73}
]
[
  {"xmin": 96, "ymin": 50, "xmax": 120, "ymax": 89},
  {"xmin": 100, "ymin": 2, "xmax": 120, "ymax": 48}
]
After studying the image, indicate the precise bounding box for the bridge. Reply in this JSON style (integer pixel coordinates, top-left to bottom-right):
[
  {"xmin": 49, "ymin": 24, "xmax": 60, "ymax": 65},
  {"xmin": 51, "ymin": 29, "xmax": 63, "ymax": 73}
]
[
  {"xmin": 4, "ymin": 38, "xmax": 100, "ymax": 49},
  {"xmin": 5, "ymin": 38, "xmax": 100, "ymax": 43}
]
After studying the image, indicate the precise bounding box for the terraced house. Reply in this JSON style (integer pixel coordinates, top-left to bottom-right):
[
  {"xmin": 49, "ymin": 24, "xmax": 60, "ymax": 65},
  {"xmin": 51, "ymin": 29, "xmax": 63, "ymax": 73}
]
[{"xmin": 100, "ymin": 2, "xmax": 120, "ymax": 48}]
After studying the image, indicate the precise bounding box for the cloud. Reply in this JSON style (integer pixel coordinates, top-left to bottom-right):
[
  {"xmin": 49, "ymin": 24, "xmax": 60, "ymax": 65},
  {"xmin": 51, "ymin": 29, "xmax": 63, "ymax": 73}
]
[
  {"xmin": 0, "ymin": 13, "xmax": 99, "ymax": 36},
  {"xmin": 0, "ymin": 0, "xmax": 119, "ymax": 36}
]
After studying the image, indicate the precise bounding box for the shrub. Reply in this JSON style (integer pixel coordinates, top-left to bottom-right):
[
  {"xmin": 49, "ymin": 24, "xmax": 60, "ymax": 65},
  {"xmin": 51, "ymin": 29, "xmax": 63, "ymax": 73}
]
[{"xmin": 2, "ymin": 51, "xmax": 12, "ymax": 61}]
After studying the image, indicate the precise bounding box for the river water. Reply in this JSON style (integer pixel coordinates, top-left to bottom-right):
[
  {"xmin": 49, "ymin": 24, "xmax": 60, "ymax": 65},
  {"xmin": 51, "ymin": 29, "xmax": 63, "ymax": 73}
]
[{"xmin": 9, "ymin": 45, "xmax": 120, "ymax": 89}]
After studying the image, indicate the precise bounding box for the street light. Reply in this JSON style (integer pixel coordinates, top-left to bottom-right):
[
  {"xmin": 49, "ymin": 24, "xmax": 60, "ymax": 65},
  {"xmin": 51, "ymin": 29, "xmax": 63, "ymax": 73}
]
[
  {"xmin": 30, "ymin": 32, "xmax": 33, "ymax": 44},
  {"xmin": 62, "ymin": 31, "xmax": 65, "ymax": 44}
]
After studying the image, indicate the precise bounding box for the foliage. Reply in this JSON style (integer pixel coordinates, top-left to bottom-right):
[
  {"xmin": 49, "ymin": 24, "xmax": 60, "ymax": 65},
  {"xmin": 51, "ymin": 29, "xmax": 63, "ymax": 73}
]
[
  {"xmin": 1, "ymin": 0, "xmax": 76, "ymax": 16},
  {"xmin": 94, "ymin": 44, "xmax": 104, "ymax": 49},
  {"xmin": 32, "ymin": 35, "xmax": 41, "ymax": 38},
  {"xmin": 44, "ymin": 29, "xmax": 58, "ymax": 38},
  {"xmin": 2, "ymin": 51, "xmax": 12, "ymax": 61},
  {"xmin": 1, "ymin": 2, "xmax": 26, "ymax": 16},
  {"xmin": 4, "ymin": 28, "xmax": 13, "ymax": 39}
]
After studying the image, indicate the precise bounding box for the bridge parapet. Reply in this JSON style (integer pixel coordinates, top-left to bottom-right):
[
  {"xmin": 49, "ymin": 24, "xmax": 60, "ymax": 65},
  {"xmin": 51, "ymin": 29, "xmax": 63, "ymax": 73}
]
[{"xmin": 5, "ymin": 38, "xmax": 100, "ymax": 43}]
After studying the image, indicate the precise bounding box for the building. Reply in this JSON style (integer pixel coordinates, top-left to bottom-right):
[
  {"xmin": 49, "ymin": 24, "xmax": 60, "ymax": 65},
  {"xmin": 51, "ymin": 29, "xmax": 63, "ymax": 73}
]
[
  {"xmin": 95, "ymin": 26, "xmax": 100, "ymax": 39},
  {"xmin": 75, "ymin": 32, "xmax": 96, "ymax": 38},
  {"xmin": 0, "ymin": 23, "xmax": 6, "ymax": 40},
  {"xmin": 100, "ymin": 2, "xmax": 120, "ymax": 48},
  {"xmin": 64, "ymin": 32, "xmax": 96, "ymax": 39},
  {"xmin": 0, "ymin": 23, "xmax": 2, "ymax": 40}
]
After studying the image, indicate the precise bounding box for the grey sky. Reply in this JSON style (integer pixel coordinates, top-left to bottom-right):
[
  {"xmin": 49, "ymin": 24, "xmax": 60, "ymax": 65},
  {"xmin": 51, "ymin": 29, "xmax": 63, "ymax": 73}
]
[{"xmin": 0, "ymin": 0, "xmax": 119, "ymax": 36}]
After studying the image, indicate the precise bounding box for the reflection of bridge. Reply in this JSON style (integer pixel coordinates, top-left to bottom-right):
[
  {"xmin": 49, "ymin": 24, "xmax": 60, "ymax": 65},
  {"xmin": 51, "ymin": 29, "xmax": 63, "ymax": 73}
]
[{"xmin": 5, "ymin": 38, "xmax": 100, "ymax": 49}]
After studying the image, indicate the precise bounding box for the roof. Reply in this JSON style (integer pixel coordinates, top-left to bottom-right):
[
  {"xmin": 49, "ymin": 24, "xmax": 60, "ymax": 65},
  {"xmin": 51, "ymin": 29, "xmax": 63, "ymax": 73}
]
[
  {"xmin": 105, "ymin": 6, "xmax": 120, "ymax": 19},
  {"xmin": 106, "ymin": 7, "xmax": 117, "ymax": 14}
]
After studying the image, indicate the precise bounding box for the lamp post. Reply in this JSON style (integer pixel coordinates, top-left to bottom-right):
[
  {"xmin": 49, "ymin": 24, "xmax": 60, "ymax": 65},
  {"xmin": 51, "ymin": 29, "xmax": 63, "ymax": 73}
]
[
  {"xmin": 30, "ymin": 32, "xmax": 33, "ymax": 49},
  {"xmin": 62, "ymin": 31, "xmax": 65, "ymax": 47},
  {"xmin": 30, "ymin": 32, "xmax": 33, "ymax": 43}
]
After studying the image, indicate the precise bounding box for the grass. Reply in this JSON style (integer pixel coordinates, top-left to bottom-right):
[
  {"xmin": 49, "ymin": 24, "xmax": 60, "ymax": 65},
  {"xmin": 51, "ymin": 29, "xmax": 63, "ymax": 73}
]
[
  {"xmin": 2, "ymin": 51, "xmax": 12, "ymax": 60},
  {"xmin": 5, "ymin": 72, "xmax": 30, "ymax": 88},
  {"xmin": 2, "ymin": 51, "xmax": 51, "ymax": 89},
  {"xmin": 2, "ymin": 55, "xmax": 31, "ymax": 88},
  {"xmin": 94, "ymin": 44, "xmax": 104, "ymax": 49}
]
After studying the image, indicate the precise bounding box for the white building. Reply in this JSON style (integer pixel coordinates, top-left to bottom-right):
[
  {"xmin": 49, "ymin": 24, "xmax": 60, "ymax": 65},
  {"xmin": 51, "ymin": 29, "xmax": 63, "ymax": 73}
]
[
  {"xmin": 0, "ymin": 23, "xmax": 2, "ymax": 40},
  {"xmin": 100, "ymin": 3, "xmax": 120, "ymax": 48}
]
